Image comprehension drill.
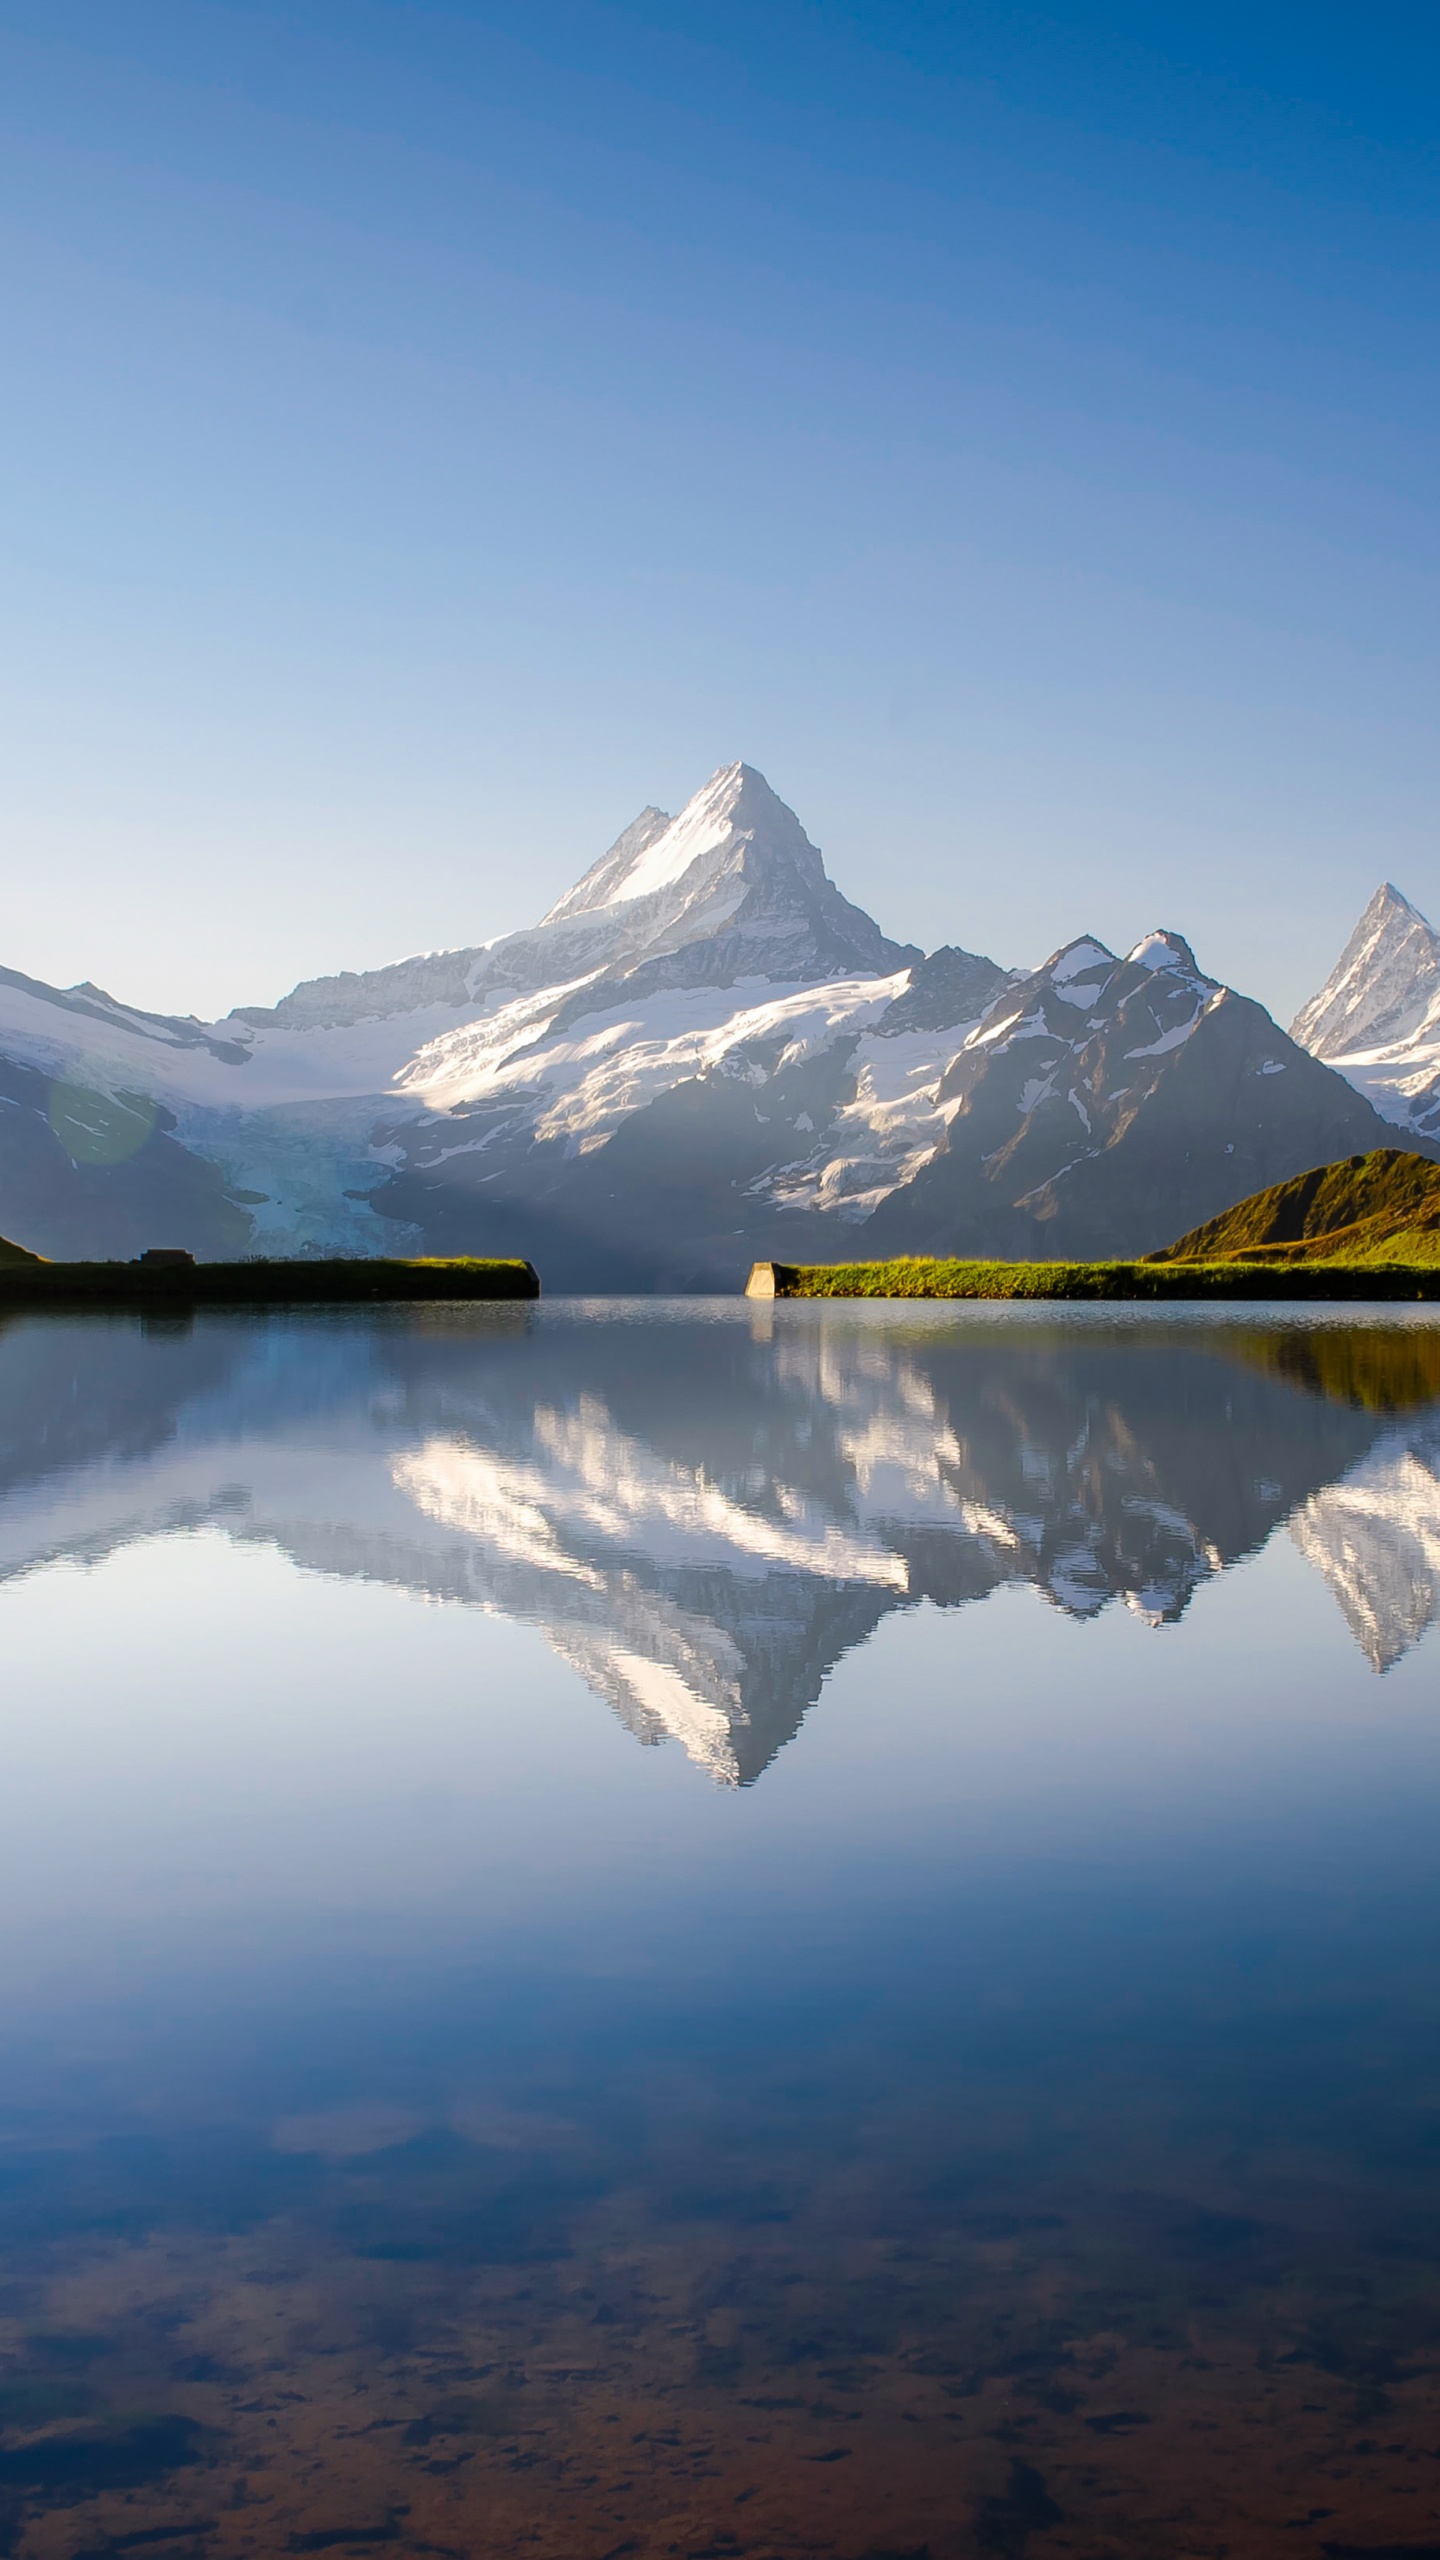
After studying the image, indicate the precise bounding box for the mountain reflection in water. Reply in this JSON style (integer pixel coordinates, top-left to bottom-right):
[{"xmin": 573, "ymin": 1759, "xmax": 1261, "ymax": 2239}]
[
  {"xmin": 1, "ymin": 1303, "xmax": 1438, "ymax": 1779},
  {"xmin": 3, "ymin": 1305, "xmax": 1440, "ymax": 2560}
]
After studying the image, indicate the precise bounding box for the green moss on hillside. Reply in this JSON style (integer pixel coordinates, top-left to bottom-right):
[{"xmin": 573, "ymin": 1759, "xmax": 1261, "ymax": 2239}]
[
  {"xmin": 745, "ymin": 1153, "xmax": 1440, "ymax": 1298},
  {"xmin": 1152, "ymin": 1148, "xmax": 1440, "ymax": 1266}
]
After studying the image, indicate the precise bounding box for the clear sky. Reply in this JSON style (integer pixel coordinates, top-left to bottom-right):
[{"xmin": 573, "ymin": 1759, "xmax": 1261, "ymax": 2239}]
[{"xmin": 2, "ymin": 1, "xmax": 1439, "ymax": 1022}]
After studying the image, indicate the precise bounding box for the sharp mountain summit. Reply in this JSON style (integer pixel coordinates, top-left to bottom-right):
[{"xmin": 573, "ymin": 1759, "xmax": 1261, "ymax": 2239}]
[{"xmin": 1, "ymin": 764, "xmax": 1433, "ymax": 1283}]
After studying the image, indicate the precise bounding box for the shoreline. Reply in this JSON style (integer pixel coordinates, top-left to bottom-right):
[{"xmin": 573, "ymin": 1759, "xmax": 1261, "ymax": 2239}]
[
  {"xmin": 744, "ymin": 1257, "xmax": 1440, "ymax": 1302},
  {"xmin": 0, "ymin": 1257, "xmax": 541, "ymax": 1306}
]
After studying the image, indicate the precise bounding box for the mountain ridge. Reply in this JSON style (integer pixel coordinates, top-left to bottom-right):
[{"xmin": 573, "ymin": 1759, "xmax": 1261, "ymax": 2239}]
[
  {"xmin": 0, "ymin": 762, "xmax": 1429, "ymax": 1280},
  {"xmin": 860, "ymin": 926, "xmax": 1409, "ymax": 1265},
  {"xmin": 234, "ymin": 762, "xmax": 916, "ymax": 1033}
]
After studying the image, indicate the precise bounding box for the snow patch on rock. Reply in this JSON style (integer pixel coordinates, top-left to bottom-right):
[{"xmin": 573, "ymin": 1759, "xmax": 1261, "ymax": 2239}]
[{"xmin": 1292, "ymin": 884, "xmax": 1440, "ymax": 1139}]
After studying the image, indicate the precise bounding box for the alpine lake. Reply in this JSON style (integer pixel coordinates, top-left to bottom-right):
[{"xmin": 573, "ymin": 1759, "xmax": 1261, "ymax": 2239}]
[{"xmin": 2, "ymin": 1296, "xmax": 1440, "ymax": 2560}]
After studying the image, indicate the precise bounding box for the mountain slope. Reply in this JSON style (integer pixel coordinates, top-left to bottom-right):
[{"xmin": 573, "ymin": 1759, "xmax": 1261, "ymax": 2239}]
[
  {"xmin": 362, "ymin": 955, "xmax": 1018, "ymax": 1287},
  {"xmin": 0, "ymin": 765, "xmax": 1001, "ymax": 1275},
  {"xmin": 0, "ymin": 762, "xmax": 1428, "ymax": 1279},
  {"xmin": 1294, "ymin": 884, "xmax": 1440, "ymax": 1055},
  {"xmin": 859, "ymin": 930, "xmax": 1417, "ymax": 1263},
  {"xmin": 1292, "ymin": 884, "xmax": 1440, "ymax": 1142},
  {"xmin": 1153, "ymin": 1148, "xmax": 1440, "ymax": 1266},
  {"xmin": 237, "ymin": 762, "xmax": 916, "ymax": 1035}
]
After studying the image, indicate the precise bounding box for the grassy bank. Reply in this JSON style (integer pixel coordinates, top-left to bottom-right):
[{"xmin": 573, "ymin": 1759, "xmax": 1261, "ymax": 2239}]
[
  {"xmin": 1155, "ymin": 1148, "xmax": 1440, "ymax": 1267},
  {"xmin": 747, "ymin": 1256, "xmax": 1440, "ymax": 1302},
  {"xmin": 0, "ymin": 1256, "xmax": 541, "ymax": 1307}
]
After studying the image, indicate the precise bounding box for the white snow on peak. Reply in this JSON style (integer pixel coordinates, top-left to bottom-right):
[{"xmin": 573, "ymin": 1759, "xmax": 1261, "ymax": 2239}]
[
  {"xmin": 1291, "ymin": 882, "xmax": 1440, "ymax": 1138},
  {"xmin": 537, "ymin": 803, "xmax": 673, "ymax": 928},
  {"xmin": 1293, "ymin": 882, "xmax": 1440, "ymax": 1059},
  {"xmin": 1128, "ymin": 931, "xmax": 1190, "ymax": 973},
  {"xmin": 1049, "ymin": 939, "xmax": 1115, "ymax": 985},
  {"xmin": 541, "ymin": 762, "xmax": 773, "ymax": 923},
  {"xmin": 605, "ymin": 762, "xmax": 749, "ymax": 906}
]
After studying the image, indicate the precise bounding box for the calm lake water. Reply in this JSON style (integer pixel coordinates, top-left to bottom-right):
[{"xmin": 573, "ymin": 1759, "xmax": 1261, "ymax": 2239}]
[{"xmin": 2, "ymin": 1299, "xmax": 1440, "ymax": 2560}]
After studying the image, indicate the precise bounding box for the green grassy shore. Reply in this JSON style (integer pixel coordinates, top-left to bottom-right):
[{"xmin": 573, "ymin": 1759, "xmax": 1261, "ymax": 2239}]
[
  {"xmin": 746, "ymin": 1152, "xmax": 1440, "ymax": 1301},
  {"xmin": 747, "ymin": 1256, "xmax": 1440, "ymax": 1302},
  {"xmin": 0, "ymin": 1256, "xmax": 540, "ymax": 1306}
]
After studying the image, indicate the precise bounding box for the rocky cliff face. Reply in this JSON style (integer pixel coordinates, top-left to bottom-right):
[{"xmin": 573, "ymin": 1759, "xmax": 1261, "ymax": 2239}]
[
  {"xmin": 235, "ymin": 763, "xmax": 916, "ymax": 1034},
  {"xmin": 862, "ymin": 930, "xmax": 1408, "ymax": 1263},
  {"xmin": 1291, "ymin": 883, "xmax": 1440, "ymax": 1141},
  {"xmin": 1294, "ymin": 884, "xmax": 1440, "ymax": 1057},
  {"xmin": 0, "ymin": 764, "xmax": 1425, "ymax": 1277}
]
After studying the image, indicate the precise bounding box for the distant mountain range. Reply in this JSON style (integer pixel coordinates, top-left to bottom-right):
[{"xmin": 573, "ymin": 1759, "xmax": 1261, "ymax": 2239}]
[{"xmin": 1, "ymin": 762, "xmax": 1434, "ymax": 1283}]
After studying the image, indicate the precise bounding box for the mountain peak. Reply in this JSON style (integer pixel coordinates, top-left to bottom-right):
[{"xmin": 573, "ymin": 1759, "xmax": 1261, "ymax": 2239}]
[
  {"xmin": 245, "ymin": 763, "xmax": 913, "ymax": 1033},
  {"xmin": 1373, "ymin": 881, "xmax": 1425, "ymax": 919},
  {"xmin": 542, "ymin": 761, "xmax": 809, "ymax": 925},
  {"xmin": 528, "ymin": 761, "xmax": 915, "ymax": 996},
  {"xmin": 1126, "ymin": 930, "xmax": 1205, "ymax": 979},
  {"xmin": 538, "ymin": 801, "xmax": 674, "ymax": 927},
  {"xmin": 1035, "ymin": 931, "xmax": 1207, "ymax": 993},
  {"xmin": 1292, "ymin": 882, "xmax": 1440, "ymax": 1059},
  {"xmin": 1041, "ymin": 937, "xmax": 1116, "ymax": 987}
]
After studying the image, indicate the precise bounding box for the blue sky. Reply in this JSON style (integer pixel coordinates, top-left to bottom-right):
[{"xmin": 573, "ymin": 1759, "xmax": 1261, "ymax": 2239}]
[{"xmin": 2, "ymin": 1, "xmax": 1438, "ymax": 1018}]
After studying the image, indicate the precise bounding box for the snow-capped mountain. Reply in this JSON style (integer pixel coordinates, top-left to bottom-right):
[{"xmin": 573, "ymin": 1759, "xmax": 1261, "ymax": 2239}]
[
  {"xmin": 0, "ymin": 763, "xmax": 1423, "ymax": 1280},
  {"xmin": 239, "ymin": 761, "xmax": 915, "ymax": 1034},
  {"xmin": 0, "ymin": 1309, "xmax": 1424, "ymax": 1788},
  {"xmin": 861, "ymin": 926, "xmax": 1407, "ymax": 1261},
  {"xmin": 1291, "ymin": 883, "xmax": 1440, "ymax": 1142}
]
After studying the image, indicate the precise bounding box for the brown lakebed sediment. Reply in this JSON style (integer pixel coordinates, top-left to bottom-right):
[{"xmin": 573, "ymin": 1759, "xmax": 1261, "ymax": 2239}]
[{"xmin": 7, "ymin": 2129, "xmax": 1440, "ymax": 2560}]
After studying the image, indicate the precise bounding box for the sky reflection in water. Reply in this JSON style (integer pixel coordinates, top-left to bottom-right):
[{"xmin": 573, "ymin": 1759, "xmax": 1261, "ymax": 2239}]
[{"xmin": 0, "ymin": 1301, "xmax": 1438, "ymax": 2560}]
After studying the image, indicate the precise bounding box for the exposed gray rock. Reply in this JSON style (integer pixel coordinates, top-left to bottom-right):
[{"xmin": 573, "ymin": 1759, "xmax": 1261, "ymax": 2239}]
[
  {"xmin": 1293, "ymin": 884, "xmax": 1440, "ymax": 1057},
  {"xmin": 1291, "ymin": 882, "xmax": 1440, "ymax": 1142},
  {"xmin": 861, "ymin": 929, "xmax": 1419, "ymax": 1264}
]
